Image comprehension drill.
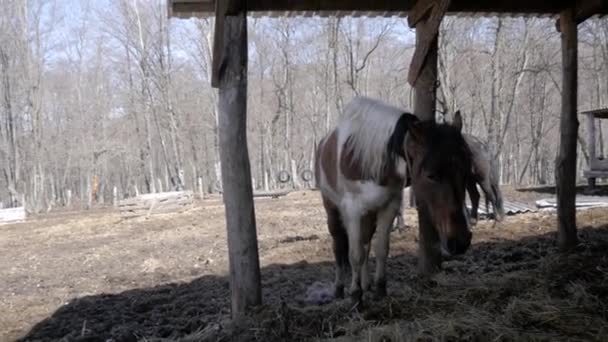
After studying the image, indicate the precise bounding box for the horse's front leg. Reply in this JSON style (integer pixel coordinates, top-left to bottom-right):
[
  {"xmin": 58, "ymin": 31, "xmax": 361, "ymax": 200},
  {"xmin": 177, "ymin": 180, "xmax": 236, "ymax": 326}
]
[
  {"xmin": 361, "ymin": 242, "xmax": 371, "ymax": 292},
  {"xmin": 326, "ymin": 206, "xmax": 348, "ymax": 299},
  {"xmin": 373, "ymin": 199, "xmax": 400, "ymax": 298},
  {"xmin": 346, "ymin": 217, "xmax": 365, "ymax": 305}
]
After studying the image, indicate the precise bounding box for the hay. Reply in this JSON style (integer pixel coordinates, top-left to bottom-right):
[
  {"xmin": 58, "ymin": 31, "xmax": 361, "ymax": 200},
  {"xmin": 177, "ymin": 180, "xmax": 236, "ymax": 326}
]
[{"xmin": 170, "ymin": 227, "xmax": 608, "ymax": 342}]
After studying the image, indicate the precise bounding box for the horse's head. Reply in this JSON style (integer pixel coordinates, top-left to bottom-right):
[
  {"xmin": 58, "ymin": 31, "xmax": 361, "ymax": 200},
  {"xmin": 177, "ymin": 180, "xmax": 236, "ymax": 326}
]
[{"xmin": 403, "ymin": 115, "xmax": 473, "ymax": 257}]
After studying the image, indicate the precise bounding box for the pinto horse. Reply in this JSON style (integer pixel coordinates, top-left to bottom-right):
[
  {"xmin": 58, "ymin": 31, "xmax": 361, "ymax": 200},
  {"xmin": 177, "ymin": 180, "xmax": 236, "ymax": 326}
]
[
  {"xmin": 315, "ymin": 97, "xmax": 473, "ymax": 304},
  {"xmin": 452, "ymin": 111, "xmax": 505, "ymax": 223}
]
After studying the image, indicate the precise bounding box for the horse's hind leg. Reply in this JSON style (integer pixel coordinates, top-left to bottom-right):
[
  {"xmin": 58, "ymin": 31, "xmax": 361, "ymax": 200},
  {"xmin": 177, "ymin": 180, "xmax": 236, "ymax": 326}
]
[
  {"xmin": 467, "ymin": 179, "xmax": 480, "ymax": 225},
  {"xmin": 326, "ymin": 205, "xmax": 348, "ymax": 299}
]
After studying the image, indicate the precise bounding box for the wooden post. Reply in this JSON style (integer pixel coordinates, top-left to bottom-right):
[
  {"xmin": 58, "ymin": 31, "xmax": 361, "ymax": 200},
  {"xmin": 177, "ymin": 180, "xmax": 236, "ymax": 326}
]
[
  {"xmin": 408, "ymin": 0, "xmax": 450, "ymax": 121},
  {"xmin": 214, "ymin": 4, "xmax": 262, "ymax": 318},
  {"xmin": 556, "ymin": 8, "xmax": 579, "ymax": 251},
  {"xmin": 413, "ymin": 25, "xmax": 438, "ymax": 122},
  {"xmin": 586, "ymin": 114, "xmax": 597, "ymax": 188}
]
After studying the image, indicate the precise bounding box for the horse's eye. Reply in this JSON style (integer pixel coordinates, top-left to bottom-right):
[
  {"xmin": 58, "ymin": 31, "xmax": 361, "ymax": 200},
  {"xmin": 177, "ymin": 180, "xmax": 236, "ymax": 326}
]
[{"xmin": 427, "ymin": 173, "xmax": 441, "ymax": 182}]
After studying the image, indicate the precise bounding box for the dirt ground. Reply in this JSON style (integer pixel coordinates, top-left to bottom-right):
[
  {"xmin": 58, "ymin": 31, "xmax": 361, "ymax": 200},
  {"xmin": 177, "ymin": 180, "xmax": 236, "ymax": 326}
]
[{"xmin": 1, "ymin": 188, "xmax": 608, "ymax": 341}]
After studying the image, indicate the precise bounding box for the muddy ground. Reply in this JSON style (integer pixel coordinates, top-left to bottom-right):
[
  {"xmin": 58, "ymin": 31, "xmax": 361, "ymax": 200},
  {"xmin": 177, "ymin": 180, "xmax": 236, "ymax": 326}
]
[{"xmin": 1, "ymin": 187, "xmax": 607, "ymax": 341}]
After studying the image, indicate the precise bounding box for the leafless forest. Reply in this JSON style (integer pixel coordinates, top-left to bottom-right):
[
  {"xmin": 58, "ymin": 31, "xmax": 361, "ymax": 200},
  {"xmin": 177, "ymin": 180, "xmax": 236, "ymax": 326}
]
[{"xmin": 1, "ymin": 0, "xmax": 607, "ymax": 212}]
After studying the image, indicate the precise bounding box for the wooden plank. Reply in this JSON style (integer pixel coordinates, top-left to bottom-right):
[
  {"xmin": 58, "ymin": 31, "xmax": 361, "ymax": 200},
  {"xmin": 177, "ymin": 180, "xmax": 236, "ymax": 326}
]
[
  {"xmin": 581, "ymin": 107, "xmax": 608, "ymax": 117},
  {"xmin": 0, "ymin": 207, "xmax": 26, "ymax": 223},
  {"xmin": 170, "ymin": 0, "xmax": 215, "ymax": 14},
  {"xmin": 170, "ymin": 0, "xmax": 599, "ymax": 17},
  {"xmin": 556, "ymin": 0, "xmax": 608, "ymax": 31},
  {"xmin": 408, "ymin": 0, "xmax": 450, "ymax": 87},
  {"xmin": 216, "ymin": 9, "xmax": 262, "ymax": 318},
  {"xmin": 555, "ymin": 7, "xmax": 579, "ymax": 251},
  {"xmin": 252, "ymin": 190, "xmax": 291, "ymax": 198},
  {"xmin": 408, "ymin": 0, "xmax": 436, "ymax": 28}
]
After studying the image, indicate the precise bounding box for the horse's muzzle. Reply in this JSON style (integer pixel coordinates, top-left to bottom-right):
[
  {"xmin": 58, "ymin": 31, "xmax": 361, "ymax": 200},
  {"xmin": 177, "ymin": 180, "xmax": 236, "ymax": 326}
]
[{"xmin": 446, "ymin": 231, "xmax": 472, "ymax": 256}]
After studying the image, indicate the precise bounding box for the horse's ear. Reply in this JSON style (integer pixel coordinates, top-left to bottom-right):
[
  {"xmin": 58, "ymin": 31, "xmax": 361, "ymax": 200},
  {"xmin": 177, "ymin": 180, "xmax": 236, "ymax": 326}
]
[
  {"xmin": 453, "ymin": 110, "xmax": 463, "ymax": 132},
  {"xmin": 407, "ymin": 122, "xmax": 427, "ymax": 146}
]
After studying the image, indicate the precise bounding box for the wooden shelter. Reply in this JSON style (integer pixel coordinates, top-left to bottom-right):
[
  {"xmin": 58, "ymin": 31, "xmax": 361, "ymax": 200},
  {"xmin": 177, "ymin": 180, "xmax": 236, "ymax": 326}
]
[
  {"xmin": 168, "ymin": 0, "xmax": 608, "ymax": 318},
  {"xmin": 582, "ymin": 108, "xmax": 608, "ymax": 187}
]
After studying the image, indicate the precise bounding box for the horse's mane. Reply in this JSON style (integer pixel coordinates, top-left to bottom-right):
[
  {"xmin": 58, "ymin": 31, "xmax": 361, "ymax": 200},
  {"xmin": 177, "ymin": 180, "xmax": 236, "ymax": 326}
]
[{"xmin": 339, "ymin": 97, "xmax": 410, "ymax": 181}]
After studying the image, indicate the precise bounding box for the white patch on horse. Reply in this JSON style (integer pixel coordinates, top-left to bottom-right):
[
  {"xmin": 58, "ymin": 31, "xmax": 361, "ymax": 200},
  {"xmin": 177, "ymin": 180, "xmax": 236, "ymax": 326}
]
[
  {"xmin": 338, "ymin": 97, "xmax": 405, "ymax": 181},
  {"xmin": 395, "ymin": 156, "xmax": 407, "ymax": 179},
  {"xmin": 340, "ymin": 181, "xmax": 392, "ymax": 219}
]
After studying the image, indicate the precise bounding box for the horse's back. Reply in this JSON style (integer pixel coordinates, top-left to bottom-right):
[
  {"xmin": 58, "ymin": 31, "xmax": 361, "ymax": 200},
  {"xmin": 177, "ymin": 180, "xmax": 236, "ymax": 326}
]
[{"xmin": 339, "ymin": 96, "xmax": 405, "ymax": 126}]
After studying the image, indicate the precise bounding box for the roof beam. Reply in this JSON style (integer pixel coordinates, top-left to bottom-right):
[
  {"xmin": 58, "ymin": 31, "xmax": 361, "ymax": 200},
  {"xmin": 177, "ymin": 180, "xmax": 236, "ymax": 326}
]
[
  {"xmin": 556, "ymin": 0, "xmax": 608, "ymax": 31},
  {"xmin": 171, "ymin": 0, "xmax": 591, "ymax": 17},
  {"xmin": 408, "ymin": 0, "xmax": 436, "ymax": 28}
]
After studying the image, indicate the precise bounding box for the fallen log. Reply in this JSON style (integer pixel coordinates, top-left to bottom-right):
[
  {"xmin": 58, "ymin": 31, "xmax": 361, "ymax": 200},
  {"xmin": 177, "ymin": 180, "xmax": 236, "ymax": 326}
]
[
  {"xmin": 118, "ymin": 191, "xmax": 194, "ymax": 218},
  {"xmin": 0, "ymin": 206, "xmax": 26, "ymax": 224}
]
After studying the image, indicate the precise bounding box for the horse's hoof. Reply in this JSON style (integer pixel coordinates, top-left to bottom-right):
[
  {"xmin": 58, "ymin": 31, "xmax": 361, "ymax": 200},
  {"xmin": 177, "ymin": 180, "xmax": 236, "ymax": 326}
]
[
  {"xmin": 349, "ymin": 288, "xmax": 363, "ymax": 306},
  {"xmin": 373, "ymin": 292, "xmax": 386, "ymax": 301},
  {"xmin": 334, "ymin": 285, "xmax": 345, "ymax": 299},
  {"xmin": 373, "ymin": 283, "xmax": 387, "ymax": 300},
  {"xmin": 361, "ymin": 281, "xmax": 371, "ymax": 292}
]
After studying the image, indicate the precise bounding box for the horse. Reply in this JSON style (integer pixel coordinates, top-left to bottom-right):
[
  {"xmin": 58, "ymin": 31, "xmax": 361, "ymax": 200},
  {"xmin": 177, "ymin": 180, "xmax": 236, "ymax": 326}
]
[
  {"xmin": 452, "ymin": 111, "xmax": 505, "ymax": 224},
  {"xmin": 315, "ymin": 97, "xmax": 474, "ymax": 304}
]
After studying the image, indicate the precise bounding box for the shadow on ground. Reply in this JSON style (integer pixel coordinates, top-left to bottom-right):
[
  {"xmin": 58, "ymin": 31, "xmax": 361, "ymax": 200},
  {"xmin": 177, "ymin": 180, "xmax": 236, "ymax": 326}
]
[{"xmin": 20, "ymin": 226, "xmax": 608, "ymax": 342}]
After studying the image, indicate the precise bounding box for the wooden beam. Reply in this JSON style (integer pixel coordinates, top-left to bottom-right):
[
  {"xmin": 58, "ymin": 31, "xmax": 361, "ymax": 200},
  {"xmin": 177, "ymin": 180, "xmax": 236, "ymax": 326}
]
[
  {"xmin": 408, "ymin": 0, "xmax": 436, "ymax": 28},
  {"xmin": 171, "ymin": 0, "xmax": 592, "ymax": 17},
  {"xmin": 212, "ymin": 0, "xmax": 247, "ymax": 86},
  {"xmin": 408, "ymin": 0, "xmax": 450, "ymax": 88},
  {"xmin": 556, "ymin": 0, "xmax": 608, "ymax": 31},
  {"xmin": 170, "ymin": 0, "xmax": 215, "ymax": 14},
  {"xmin": 555, "ymin": 7, "xmax": 579, "ymax": 251},
  {"xmin": 215, "ymin": 7, "xmax": 262, "ymax": 317}
]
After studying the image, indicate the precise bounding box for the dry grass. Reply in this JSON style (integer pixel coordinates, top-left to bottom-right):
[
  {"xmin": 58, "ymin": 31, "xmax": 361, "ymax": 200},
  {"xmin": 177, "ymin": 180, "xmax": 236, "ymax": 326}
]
[{"xmin": 3, "ymin": 191, "xmax": 608, "ymax": 342}]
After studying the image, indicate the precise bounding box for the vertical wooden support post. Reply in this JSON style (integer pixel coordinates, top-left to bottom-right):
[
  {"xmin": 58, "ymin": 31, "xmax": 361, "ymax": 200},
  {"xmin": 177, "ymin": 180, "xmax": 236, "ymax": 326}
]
[
  {"xmin": 215, "ymin": 9, "xmax": 262, "ymax": 318},
  {"xmin": 413, "ymin": 27, "xmax": 438, "ymax": 122},
  {"xmin": 408, "ymin": 0, "xmax": 449, "ymax": 121},
  {"xmin": 556, "ymin": 8, "xmax": 579, "ymax": 251},
  {"xmin": 586, "ymin": 114, "xmax": 597, "ymax": 188}
]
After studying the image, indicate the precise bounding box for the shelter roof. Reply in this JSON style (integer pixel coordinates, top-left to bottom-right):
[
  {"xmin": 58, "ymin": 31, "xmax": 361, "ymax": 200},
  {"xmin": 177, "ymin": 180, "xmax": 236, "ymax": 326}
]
[{"xmin": 168, "ymin": 0, "xmax": 608, "ymax": 19}]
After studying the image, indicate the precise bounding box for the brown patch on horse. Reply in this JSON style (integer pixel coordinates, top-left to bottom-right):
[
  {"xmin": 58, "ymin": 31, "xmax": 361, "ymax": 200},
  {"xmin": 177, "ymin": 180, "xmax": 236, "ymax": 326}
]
[
  {"xmin": 340, "ymin": 136, "xmax": 403, "ymax": 186},
  {"xmin": 316, "ymin": 131, "xmax": 339, "ymax": 191}
]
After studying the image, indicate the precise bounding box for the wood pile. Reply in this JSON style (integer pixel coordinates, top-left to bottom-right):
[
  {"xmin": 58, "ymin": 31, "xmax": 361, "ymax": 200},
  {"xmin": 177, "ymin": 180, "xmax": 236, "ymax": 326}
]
[
  {"xmin": 118, "ymin": 191, "xmax": 194, "ymax": 218},
  {"xmin": 0, "ymin": 206, "xmax": 26, "ymax": 224}
]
